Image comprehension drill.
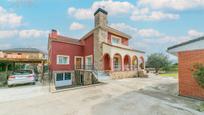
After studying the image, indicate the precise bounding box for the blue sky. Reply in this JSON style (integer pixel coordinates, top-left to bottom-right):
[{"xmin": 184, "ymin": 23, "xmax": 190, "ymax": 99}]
[{"xmin": 0, "ymin": 0, "xmax": 204, "ymax": 61}]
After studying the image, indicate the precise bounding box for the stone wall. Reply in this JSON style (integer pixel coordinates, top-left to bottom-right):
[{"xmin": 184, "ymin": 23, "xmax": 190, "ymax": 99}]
[
  {"xmin": 74, "ymin": 70, "xmax": 98, "ymax": 85},
  {"xmin": 110, "ymin": 71, "xmax": 138, "ymax": 79},
  {"xmin": 110, "ymin": 70, "xmax": 148, "ymax": 79}
]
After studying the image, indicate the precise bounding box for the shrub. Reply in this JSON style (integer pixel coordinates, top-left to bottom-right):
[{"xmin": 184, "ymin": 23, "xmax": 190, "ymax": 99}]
[
  {"xmin": 0, "ymin": 72, "xmax": 8, "ymax": 87},
  {"xmin": 192, "ymin": 63, "xmax": 204, "ymax": 88}
]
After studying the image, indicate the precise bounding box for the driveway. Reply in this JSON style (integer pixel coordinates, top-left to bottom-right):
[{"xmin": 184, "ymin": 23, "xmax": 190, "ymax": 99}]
[
  {"xmin": 0, "ymin": 75, "xmax": 203, "ymax": 115},
  {"xmin": 0, "ymin": 82, "xmax": 49, "ymax": 102}
]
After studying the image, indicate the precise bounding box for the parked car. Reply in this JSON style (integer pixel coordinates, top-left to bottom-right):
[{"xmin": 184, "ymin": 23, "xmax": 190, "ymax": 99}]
[{"xmin": 7, "ymin": 70, "xmax": 36, "ymax": 87}]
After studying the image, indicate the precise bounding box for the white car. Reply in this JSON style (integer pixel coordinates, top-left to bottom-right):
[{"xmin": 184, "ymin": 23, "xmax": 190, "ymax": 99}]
[{"xmin": 7, "ymin": 70, "xmax": 36, "ymax": 87}]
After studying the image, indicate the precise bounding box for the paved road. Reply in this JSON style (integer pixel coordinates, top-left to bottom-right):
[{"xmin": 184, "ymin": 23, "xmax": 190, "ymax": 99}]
[{"xmin": 0, "ymin": 75, "xmax": 203, "ymax": 115}]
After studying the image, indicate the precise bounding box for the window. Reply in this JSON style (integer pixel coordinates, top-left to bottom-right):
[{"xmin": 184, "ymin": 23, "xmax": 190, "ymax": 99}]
[
  {"xmin": 111, "ymin": 36, "xmax": 121, "ymax": 44},
  {"xmin": 56, "ymin": 72, "xmax": 71, "ymax": 81},
  {"xmin": 56, "ymin": 73, "xmax": 63, "ymax": 81},
  {"xmin": 85, "ymin": 55, "xmax": 92, "ymax": 70},
  {"xmin": 65, "ymin": 73, "xmax": 71, "ymax": 80},
  {"xmin": 57, "ymin": 55, "xmax": 69, "ymax": 64}
]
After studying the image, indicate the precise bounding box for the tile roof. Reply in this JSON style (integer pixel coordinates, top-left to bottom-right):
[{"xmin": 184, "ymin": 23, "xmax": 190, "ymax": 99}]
[
  {"xmin": 3, "ymin": 48, "xmax": 43, "ymax": 53},
  {"xmin": 52, "ymin": 35, "xmax": 82, "ymax": 45}
]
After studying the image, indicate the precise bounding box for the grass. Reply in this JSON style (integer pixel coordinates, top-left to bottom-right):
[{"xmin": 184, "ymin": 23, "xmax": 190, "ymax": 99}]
[{"xmin": 159, "ymin": 72, "xmax": 178, "ymax": 78}]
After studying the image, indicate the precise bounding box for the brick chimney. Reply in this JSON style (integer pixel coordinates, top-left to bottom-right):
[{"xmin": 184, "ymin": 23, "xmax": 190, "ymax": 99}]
[
  {"xmin": 49, "ymin": 29, "xmax": 58, "ymax": 39},
  {"xmin": 94, "ymin": 8, "xmax": 108, "ymax": 27}
]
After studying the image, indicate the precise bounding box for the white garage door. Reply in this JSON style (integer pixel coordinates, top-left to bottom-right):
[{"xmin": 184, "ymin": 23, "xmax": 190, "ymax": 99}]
[{"xmin": 55, "ymin": 72, "xmax": 72, "ymax": 87}]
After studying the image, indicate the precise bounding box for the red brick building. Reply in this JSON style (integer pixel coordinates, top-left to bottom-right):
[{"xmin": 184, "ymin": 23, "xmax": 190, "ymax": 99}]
[
  {"xmin": 48, "ymin": 8, "xmax": 145, "ymax": 88},
  {"xmin": 168, "ymin": 36, "xmax": 204, "ymax": 99}
]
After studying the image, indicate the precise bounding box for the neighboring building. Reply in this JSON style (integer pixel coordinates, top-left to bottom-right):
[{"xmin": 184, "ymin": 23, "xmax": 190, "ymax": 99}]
[
  {"xmin": 0, "ymin": 51, "xmax": 3, "ymax": 58},
  {"xmin": 168, "ymin": 36, "xmax": 204, "ymax": 99},
  {"xmin": 48, "ymin": 8, "xmax": 145, "ymax": 88},
  {"xmin": 1, "ymin": 48, "xmax": 45, "ymax": 59}
]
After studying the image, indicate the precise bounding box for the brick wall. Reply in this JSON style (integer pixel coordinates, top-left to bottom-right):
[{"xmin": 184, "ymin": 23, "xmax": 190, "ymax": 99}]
[{"xmin": 178, "ymin": 49, "xmax": 204, "ymax": 99}]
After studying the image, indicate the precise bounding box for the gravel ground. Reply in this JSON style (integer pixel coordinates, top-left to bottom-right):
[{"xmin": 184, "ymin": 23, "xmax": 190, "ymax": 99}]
[{"xmin": 0, "ymin": 74, "xmax": 203, "ymax": 115}]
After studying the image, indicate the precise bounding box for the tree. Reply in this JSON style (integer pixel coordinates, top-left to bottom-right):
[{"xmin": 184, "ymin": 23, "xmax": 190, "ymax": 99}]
[{"xmin": 146, "ymin": 53, "xmax": 171, "ymax": 73}]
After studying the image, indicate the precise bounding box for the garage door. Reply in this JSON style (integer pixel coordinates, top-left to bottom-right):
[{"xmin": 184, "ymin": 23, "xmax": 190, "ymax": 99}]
[{"xmin": 55, "ymin": 72, "xmax": 72, "ymax": 87}]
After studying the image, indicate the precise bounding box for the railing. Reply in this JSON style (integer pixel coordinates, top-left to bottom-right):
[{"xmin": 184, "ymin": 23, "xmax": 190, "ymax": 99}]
[
  {"xmin": 114, "ymin": 64, "xmax": 122, "ymax": 71},
  {"xmin": 74, "ymin": 64, "xmax": 139, "ymax": 71},
  {"xmin": 74, "ymin": 65, "xmax": 94, "ymax": 70}
]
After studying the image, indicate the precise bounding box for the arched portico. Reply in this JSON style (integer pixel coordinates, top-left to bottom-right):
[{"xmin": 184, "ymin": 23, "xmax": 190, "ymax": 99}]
[
  {"xmin": 103, "ymin": 53, "xmax": 111, "ymax": 70},
  {"xmin": 132, "ymin": 55, "xmax": 138, "ymax": 70},
  {"xmin": 140, "ymin": 56, "xmax": 145, "ymax": 70},
  {"xmin": 124, "ymin": 55, "xmax": 131, "ymax": 71},
  {"xmin": 113, "ymin": 53, "xmax": 122, "ymax": 71}
]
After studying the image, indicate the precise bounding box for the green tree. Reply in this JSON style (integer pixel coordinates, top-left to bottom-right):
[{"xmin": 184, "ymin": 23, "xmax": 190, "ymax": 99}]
[{"xmin": 146, "ymin": 53, "xmax": 171, "ymax": 73}]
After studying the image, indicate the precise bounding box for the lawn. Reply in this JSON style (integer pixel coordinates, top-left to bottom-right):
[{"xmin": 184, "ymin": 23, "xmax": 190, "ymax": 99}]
[{"xmin": 159, "ymin": 72, "xmax": 178, "ymax": 78}]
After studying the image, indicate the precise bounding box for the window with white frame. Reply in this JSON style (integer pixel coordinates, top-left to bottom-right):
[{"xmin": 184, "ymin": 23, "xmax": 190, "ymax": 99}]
[
  {"xmin": 111, "ymin": 36, "xmax": 121, "ymax": 45},
  {"xmin": 85, "ymin": 55, "xmax": 92, "ymax": 70},
  {"xmin": 57, "ymin": 55, "xmax": 69, "ymax": 64}
]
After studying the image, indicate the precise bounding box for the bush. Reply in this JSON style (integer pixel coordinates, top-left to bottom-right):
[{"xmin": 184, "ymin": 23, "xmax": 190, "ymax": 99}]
[
  {"xmin": 0, "ymin": 72, "xmax": 8, "ymax": 87},
  {"xmin": 192, "ymin": 63, "xmax": 204, "ymax": 88}
]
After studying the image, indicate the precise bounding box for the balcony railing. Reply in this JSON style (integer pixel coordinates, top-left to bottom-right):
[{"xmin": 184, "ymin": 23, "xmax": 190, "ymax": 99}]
[
  {"xmin": 74, "ymin": 64, "xmax": 139, "ymax": 71},
  {"xmin": 75, "ymin": 65, "xmax": 94, "ymax": 70},
  {"xmin": 114, "ymin": 64, "xmax": 122, "ymax": 71}
]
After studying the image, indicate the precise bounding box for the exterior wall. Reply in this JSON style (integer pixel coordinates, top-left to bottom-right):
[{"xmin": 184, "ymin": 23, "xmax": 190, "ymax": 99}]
[
  {"xmin": 50, "ymin": 41, "xmax": 83, "ymax": 71},
  {"xmin": 83, "ymin": 34, "xmax": 94, "ymax": 64},
  {"xmin": 178, "ymin": 49, "xmax": 204, "ymax": 99},
  {"xmin": 107, "ymin": 32, "xmax": 128, "ymax": 46}
]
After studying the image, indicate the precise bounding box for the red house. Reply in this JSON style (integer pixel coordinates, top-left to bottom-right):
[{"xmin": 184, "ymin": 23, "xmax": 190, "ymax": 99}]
[
  {"xmin": 48, "ymin": 8, "xmax": 145, "ymax": 88},
  {"xmin": 168, "ymin": 36, "xmax": 204, "ymax": 99}
]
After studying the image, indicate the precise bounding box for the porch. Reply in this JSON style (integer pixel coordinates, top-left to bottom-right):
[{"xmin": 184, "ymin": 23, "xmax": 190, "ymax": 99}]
[{"xmin": 102, "ymin": 42, "xmax": 145, "ymax": 72}]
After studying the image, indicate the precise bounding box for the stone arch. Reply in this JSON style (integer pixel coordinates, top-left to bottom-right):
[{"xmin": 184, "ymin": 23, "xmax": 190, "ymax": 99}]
[
  {"xmin": 113, "ymin": 53, "xmax": 122, "ymax": 71},
  {"xmin": 132, "ymin": 55, "xmax": 138, "ymax": 70},
  {"xmin": 124, "ymin": 54, "xmax": 131, "ymax": 71},
  {"xmin": 103, "ymin": 53, "xmax": 111, "ymax": 70}
]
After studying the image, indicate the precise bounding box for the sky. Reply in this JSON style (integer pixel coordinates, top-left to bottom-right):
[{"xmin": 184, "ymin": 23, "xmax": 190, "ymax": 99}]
[{"xmin": 0, "ymin": 0, "xmax": 204, "ymax": 62}]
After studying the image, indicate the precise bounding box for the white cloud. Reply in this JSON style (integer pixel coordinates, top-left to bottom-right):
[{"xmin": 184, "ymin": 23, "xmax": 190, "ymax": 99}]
[
  {"xmin": 68, "ymin": 0, "xmax": 134, "ymax": 20},
  {"xmin": 69, "ymin": 22, "xmax": 85, "ymax": 30},
  {"xmin": 0, "ymin": 29, "xmax": 48, "ymax": 39},
  {"xmin": 110, "ymin": 23, "xmax": 204, "ymax": 53},
  {"xmin": 138, "ymin": 0, "xmax": 204, "ymax": 10},
  {"xmin": 130, "ymin": 8, "xmax": 179, "ymax": 21},
  {"xmin": 0, "ymin": 6, "xmax": 23, "ymax": 28},
  {"xmin": 110, "ymin": 23, "xmax": 162, "ymax": 37},
  {"xmin": 19, "ymin": 29, "xmax": 48, "ymax": 38},
  {"xmin": 187, "ymin": 29, "xmax": 204, "ymax": 37},
  {"xmin": 137, "ymin": 29, "xmax": 162, "ymax": 37}
]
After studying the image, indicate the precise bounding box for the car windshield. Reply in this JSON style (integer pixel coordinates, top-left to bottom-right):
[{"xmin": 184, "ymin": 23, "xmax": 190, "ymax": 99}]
[{"xmin": 12, "ymin": 70, "xmax": 33, "ymax": 75}]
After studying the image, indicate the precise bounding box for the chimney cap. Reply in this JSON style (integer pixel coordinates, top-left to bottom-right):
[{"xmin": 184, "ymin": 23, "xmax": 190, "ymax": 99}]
[
  {"xmin": 94, "ymin": 8, "xmax": 108, "ymax": 16},
  {"xmin": 51, "ymin": 29, "xmax": 57, "ymax": 33}
]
